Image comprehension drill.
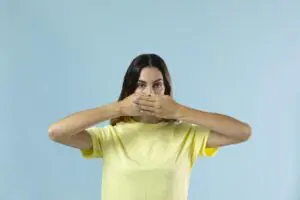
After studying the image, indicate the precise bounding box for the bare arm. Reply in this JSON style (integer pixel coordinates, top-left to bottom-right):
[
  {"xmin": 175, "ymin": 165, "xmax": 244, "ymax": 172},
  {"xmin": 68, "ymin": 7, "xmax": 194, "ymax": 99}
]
[
  {"xmin": 134, "ymin": 95, "xmax": 252, "ymax": 148},
  {"xmin": 48, "ymin": 102, "xmax": 121, "ymax": 150},
  {"xmin": 176, "ymin": 105, "xmax": 252, "ymax": 148}
]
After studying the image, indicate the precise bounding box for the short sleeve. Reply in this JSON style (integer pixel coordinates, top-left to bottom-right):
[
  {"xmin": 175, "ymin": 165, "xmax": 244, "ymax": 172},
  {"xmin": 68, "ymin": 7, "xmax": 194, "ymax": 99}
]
[
  {"xmin": 195, "ymin": 128, "xmax": 218, "ymax": 157},
  {"xmin": 189, "ymin": 124, "xmax": 218, "ymax": 165},
  {"xmin": 80, "ymin": 127, "xmax": 104, "ymax": 158}
]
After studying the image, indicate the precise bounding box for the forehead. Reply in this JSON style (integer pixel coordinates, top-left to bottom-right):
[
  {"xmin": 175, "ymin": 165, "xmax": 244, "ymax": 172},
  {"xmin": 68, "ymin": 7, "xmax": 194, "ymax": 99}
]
[{"xmin": 139, "ymin": 67, "xmax": 163, "ymax": 82}]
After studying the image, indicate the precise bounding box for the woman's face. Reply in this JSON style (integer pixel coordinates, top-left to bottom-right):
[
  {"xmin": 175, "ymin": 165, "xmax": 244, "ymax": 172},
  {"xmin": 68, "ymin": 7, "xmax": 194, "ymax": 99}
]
[{"xmin": 135, "ymin": 67, "xmax": 165, "ymax": 96}]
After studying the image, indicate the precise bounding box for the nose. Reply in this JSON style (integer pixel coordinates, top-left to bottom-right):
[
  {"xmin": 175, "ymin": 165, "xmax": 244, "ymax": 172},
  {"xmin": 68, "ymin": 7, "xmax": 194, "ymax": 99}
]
[{"xmin": 144, "ymin": 86, "xmax": 154, "ymax": 96}]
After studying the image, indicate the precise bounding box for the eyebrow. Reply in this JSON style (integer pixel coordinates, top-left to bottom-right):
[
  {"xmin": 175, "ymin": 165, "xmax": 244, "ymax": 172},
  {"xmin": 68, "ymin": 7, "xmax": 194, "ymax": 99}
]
[{"xmin": 138, "ymin": 78, "xmax": 163, "ymax": 83}]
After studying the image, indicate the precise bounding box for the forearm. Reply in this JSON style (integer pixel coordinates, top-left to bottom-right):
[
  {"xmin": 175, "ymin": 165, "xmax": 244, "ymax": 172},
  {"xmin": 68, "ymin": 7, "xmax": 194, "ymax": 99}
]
[
  {"xmin": 175, "ymin": 105, "xmax": 251, "ymax": 140},
  {"xmin": 48, "ymin": 102, "xmax": 121, "ymax": 137}
]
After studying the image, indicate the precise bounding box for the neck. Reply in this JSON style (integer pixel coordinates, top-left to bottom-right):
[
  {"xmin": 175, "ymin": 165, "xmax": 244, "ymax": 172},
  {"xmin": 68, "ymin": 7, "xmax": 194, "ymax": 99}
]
[{"xmin": 134, "ymin": 116, "xmax": 163, "ymax": 124}]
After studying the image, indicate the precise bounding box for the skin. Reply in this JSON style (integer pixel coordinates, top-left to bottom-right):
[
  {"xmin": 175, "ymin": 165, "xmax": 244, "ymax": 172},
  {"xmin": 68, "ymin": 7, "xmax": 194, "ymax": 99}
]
[
  {"xmin": 133, "ymin": 67, "xmax": 166, "ymax": 123},
  {"xmin": 48, "ymin": 67, "xmax": 251, "ymax": 150}
]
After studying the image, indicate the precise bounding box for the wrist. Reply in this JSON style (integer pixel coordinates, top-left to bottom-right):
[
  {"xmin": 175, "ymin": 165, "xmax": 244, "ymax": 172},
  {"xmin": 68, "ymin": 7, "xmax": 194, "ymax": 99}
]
[
  {"xmin": 174, "ymin": 104, "xmax": 187, "ymax": 120},
  {"xmin": 109, "ymin": 101, "xmax": 122, "ymax": 118}
]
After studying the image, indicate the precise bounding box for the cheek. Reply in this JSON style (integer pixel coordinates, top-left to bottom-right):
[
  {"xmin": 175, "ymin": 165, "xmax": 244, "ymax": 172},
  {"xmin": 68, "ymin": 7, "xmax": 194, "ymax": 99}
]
[
  {"xmin": 135, "ymin": 87, "xmax": 142, "ymax": 93},
  {"xmin": 156, "ymin": 86, "xmax": 165, "ymax": 95},
  {"xmin": 135, "ymin": 87, "xmax": 148, "ymax": 95}
]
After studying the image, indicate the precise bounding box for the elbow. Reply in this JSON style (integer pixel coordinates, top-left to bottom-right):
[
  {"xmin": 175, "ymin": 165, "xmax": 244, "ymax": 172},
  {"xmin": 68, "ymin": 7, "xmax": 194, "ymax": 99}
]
[
  {"xmin": 48, "ymin": 125, "xmax": 64, "ymax": 141},
  {"xmin": 240, "ymin": 123, "xmax": 252, "ymax": 142}
]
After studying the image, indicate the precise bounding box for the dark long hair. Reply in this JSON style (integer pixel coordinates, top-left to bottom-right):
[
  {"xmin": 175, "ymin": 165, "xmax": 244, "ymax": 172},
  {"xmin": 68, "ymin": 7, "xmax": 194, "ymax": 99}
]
[{"xmin": 110, "ymin": 53, "xmax": 173, "ymax": 126}]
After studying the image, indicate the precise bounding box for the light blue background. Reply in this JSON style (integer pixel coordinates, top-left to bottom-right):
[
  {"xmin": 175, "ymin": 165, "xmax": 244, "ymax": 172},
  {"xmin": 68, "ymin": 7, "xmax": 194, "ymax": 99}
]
[{"xmin": 1, "ymin": 1, "xmax": 299, "ymax": 200}]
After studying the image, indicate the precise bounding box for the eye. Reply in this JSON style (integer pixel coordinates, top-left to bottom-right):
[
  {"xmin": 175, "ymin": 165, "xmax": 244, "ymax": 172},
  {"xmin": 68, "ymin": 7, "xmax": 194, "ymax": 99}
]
[
  {"xmin": 153, "ymin": 82, "xmax": 162, "ymax": 88},
  {"xmin": 137, "ymin": 83, "xmax": 146, "ymax": 88}
]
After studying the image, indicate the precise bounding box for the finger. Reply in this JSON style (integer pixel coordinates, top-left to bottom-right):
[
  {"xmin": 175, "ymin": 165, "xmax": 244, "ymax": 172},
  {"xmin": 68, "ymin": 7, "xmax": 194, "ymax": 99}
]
[
  {"xmin": 140, "ymin": 108, "xmax": 157, "ymax": 116},
  {"xmin": 139, "ymin": 95, "xmax": 157, "ymax": 102},
  {"xmin": 135, "ymin": 99, "xmax": 155, "ymax": 107},
  {"xmin": 138, "ymin": 105, "xmax": 156, "ymax": 112},
  {"xmin": 138, "ymin": 108, "xmax": 154, "ymax": 115},
  {"xmin": 133, "ymin": 94, "xmax": 143, "ymax": 102}
]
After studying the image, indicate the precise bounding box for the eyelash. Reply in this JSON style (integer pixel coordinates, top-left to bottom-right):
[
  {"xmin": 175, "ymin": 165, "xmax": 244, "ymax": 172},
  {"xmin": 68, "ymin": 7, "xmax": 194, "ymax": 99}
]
[
  {"xmin": 153, "ymin": 83, "xmax": 161, "ymax": 88},
  {"xmin": 137, "ymin": 83, "xmax": 146, "ymax": 88},
  {"xmin": 137, "ymin": 83, "xmax": 162, "ymax": 88}
]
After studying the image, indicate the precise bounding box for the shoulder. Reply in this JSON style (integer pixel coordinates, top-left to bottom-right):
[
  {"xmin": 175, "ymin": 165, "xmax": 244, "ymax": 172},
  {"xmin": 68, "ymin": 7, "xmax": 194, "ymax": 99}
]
[
  {"xmin": 89, "ymin": 121, "xmax": 140, "ymax": 134},
  {"xmin": 170, "ymin": 121, "xmax": 193, "ymax": 130},
  {"xmin": 85, "ymin": 124, "xmax": 115, "ymax": 140},
  {"xmin": 170, "ymin": 121, "xmax": 209, "ymax": 135}
]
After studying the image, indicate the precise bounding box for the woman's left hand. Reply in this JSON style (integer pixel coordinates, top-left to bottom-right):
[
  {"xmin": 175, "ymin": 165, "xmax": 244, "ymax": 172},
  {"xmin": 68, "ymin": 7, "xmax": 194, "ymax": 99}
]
[{"xmin": 134, "ymin": 95, "xmax": 182, "ymax": 119}]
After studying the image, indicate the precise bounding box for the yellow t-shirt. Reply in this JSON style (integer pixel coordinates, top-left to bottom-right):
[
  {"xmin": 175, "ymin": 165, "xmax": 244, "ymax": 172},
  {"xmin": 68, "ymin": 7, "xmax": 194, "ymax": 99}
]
[{"xmin": 80, "ymin": 120, "xmax": 218, "ymax": 200}]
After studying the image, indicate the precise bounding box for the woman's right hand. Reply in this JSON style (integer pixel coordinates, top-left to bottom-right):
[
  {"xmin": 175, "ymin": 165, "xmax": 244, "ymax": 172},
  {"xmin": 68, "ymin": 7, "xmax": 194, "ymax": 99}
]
[{"xmin": 118, "ymin": 93, "xmax": 143, "ymax": 116}]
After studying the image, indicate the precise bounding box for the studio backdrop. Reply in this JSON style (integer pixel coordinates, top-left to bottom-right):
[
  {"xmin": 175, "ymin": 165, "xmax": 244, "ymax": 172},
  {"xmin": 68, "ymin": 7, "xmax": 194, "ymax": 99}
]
[{"xmin": 1, "ymin": 1, "xmax": 299, "ymax": 200}]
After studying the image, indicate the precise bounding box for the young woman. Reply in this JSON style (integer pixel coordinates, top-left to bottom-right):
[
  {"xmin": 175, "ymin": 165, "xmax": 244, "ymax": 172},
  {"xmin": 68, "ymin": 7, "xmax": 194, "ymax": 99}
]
[{"xmin": 48, "ymin": 53, "xmax": 251, "ymax": 200}]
